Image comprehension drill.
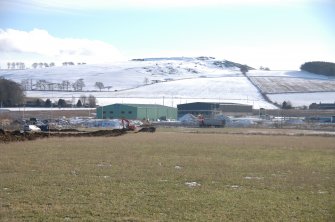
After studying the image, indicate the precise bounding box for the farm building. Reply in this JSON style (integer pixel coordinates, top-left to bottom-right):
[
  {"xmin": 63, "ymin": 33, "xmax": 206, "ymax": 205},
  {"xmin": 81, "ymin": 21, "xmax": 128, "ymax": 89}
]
[
  {"xmin": 309, "ymin": 102, "xmax": 335, "ymax": 110},
  {"xmin": 96, "ymin": 104, "xmax": 177, "ymax": 120},
  {"xmin": 177, "ymin": 102, "xmax": 253, "ymax": 118}
]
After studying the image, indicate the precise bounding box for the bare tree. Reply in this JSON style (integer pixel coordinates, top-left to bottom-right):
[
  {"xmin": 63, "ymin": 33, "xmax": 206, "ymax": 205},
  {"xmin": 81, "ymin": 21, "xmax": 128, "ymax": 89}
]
[
  {"xmin": 95, "ymin": 82, "xmax": 104, "ymax": 91},
  {"xmin": 144, "ymin": 77, "xmax": 149, "ymax": 85},
  {"xmin": 80, "ymin": 95, "xmax": 87, "ymax": 107},
  {"xmin": 35, "ymin": 80, "xmax": 48, "ymax": 90},
  {"xmin": 88, "ymin": 94, "xmax": 97, "ymax": 107},
  {"xmin": 11, "ymin": 62, "xmax": 16, "ymax": 69},
  {"xmin": 7, "ymin": 62, "xmax": 10, "ymax": 69},
  {"xmin": 72, "ymin": 78, "xmax": 85, "ymax": 91},
  {"xmin": 20, "ymin": 79, "xmax": 30, "ymax": 91},
  {"xmin": 49, "ymin": 62, "xmax": 55, "ymax": 67},
  {"xmin": 62, "ymin": 80, "xmax": 71, "ymax": 91},
  {"xmin": 55, "ymin": 83, "xmax": 62, "ymax": 91},
  {"xmin": 32, "ymin": 63, "xmax": 38, "ymax": 69},
  {"xmin": 47, "ymin": 83, "xmax": 55, "ymax": 91}
]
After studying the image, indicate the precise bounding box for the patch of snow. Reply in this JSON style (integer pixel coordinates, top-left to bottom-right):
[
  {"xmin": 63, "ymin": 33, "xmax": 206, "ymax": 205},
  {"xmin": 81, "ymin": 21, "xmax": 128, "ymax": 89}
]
[
  {"xmin": 97, "ymin": 163, "xmax": 112, "ymax": 168},
  {"xmin": 185, "ymin": 181, "xmax": 201, "ymax": 188},
  {"xmin": 268, "ymin": 92, "xmax": 335, "ymax": 107},
  {"xmin": 179, "ymin": 114, "xmax": 198, "ymax": 124},
  {"xmin": 226, "ymin": 117, "xmax": 262, "ymax": 127},
  {"xmin": 244, "ymin": 176, "xmax": 264, "ymax": 180}
]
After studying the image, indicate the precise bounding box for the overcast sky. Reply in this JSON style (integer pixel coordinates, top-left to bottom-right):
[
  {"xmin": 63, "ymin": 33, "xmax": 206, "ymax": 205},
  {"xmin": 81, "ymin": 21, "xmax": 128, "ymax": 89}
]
[{"xmin": 0, "ymin": 0, "xmax": 335, "ymax": 70}]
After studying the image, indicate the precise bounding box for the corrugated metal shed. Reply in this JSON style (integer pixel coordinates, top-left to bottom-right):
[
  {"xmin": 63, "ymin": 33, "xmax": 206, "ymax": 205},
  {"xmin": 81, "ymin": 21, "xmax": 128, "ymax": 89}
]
[
  {"xmin": 96, "ymin": 104, "xmax": 177, "ymax": 120},
  {"xmin": 177, "ymin": 102, "xmax": 253, "ymax": 118}
]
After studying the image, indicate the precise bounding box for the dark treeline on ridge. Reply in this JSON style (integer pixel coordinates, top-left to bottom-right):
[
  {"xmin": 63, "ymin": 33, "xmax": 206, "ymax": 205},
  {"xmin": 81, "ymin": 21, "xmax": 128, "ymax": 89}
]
[
  {"xmin": 300, "ymin": 61, "xmax": 335, "ymax": 77},
  {"xmin": 0, "ymin": 78, "xmax": 25, "ymax": 107}
]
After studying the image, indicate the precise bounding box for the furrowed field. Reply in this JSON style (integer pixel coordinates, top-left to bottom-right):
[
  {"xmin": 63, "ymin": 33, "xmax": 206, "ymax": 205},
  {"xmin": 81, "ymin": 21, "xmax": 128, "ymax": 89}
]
[{"xmin": 1, "ymin": 129, "xmax": 334, "ymax": 221}]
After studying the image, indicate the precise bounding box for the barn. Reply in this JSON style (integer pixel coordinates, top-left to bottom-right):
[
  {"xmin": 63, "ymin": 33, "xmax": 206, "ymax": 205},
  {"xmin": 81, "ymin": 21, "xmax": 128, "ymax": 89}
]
[
  {"xmin": 177, "ymin": 102, "xmax": 253, "ymax": 118},
  {"xmin": 96, "ymin": 104, "xmax": 177, "ymax": 120}
]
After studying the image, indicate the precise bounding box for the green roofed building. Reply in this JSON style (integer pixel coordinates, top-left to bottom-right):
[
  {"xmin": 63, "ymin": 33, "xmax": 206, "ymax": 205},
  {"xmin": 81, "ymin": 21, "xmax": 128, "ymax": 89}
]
[{"xmin": 96, "ymin": 104, "xmax": 177, "ymax": 121}]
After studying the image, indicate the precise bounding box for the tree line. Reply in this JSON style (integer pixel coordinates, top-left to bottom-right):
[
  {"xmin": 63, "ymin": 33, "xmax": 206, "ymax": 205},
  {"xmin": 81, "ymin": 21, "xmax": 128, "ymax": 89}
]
[
  {"xmin": 21, "ymin": 78, "xmax": 86, "ymax": 91},
  {"xmin": 21, "ymin": 79, "xmax": 112, "ymax": 92},
  {"xmin": 26, "ymin": 95, "xmax": 96, "ymax": 108},
  {"xmin": 3, "ymin": 62, "xmax": 87, "ymax": 69},
  {"xmin": 300, "ymin": 61, "xmax": 335, "ymax": 77},
  {"xmin": 6, "ymin": 62, "xmax": 26, "ymax": 70}
]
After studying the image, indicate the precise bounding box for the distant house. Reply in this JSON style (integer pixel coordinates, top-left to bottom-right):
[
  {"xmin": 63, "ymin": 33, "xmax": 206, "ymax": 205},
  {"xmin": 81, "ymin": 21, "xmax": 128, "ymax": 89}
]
[
  {"xmin": 309, "ymin": 103, "xmax": 335, "ymax": 110},
  {"xmin": 96, "ymin": 103, "xmax": 177, "ymax": 121}
]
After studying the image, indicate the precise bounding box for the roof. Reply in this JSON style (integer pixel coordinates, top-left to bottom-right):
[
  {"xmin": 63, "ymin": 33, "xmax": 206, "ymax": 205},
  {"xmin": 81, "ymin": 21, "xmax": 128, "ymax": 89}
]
[
  {"xmin": 99, "ymin": 103, "xmax": 175, "ymax": 109},
  {"xmin": 177, "ymin": 102, "xmax": 252, "ymax": 107}
]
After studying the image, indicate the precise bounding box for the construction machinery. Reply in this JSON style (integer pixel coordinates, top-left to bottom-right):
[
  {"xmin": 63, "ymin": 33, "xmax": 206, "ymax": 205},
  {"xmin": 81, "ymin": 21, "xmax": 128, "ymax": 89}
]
[
  {"xmin": 121, "ymin": 118, "xmax": 156, "ymax": 132},
  {"xmin": 121, "ymin": 119, "xmax": 136, "ymax": 131}
]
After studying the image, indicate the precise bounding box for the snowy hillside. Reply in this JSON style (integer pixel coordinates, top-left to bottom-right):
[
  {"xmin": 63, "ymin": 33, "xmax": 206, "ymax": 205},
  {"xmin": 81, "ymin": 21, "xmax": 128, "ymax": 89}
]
[{"xmin": 1, "ymin": 57, "xmax": 334, "ymax": 109}]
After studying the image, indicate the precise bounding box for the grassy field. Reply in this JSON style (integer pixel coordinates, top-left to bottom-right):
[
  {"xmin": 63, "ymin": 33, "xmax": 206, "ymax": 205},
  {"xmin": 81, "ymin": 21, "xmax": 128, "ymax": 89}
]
[{"xmin": 0, "ymin": 129, "xmax": 334, "ymax": 221}]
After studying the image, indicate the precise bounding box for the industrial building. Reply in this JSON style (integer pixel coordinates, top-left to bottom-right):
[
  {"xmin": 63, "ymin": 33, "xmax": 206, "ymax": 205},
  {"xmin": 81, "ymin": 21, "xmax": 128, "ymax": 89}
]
[
  {"xmin": 96, "ymin": 103, "xmax": 177, "ymax": 120},
  {"xmin": 177, "ymin": 102, "xmax": 253, "ymax": 118},
  {"xmin": 309, "ymin": 103, "xmax": 335, "ymax": 110}
]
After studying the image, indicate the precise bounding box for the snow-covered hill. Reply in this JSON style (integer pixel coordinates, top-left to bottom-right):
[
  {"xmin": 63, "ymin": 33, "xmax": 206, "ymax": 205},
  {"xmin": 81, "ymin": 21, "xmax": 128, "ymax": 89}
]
[{"xmin": 1, "ymin": 57, "xmax": 334, "ymax": 109}]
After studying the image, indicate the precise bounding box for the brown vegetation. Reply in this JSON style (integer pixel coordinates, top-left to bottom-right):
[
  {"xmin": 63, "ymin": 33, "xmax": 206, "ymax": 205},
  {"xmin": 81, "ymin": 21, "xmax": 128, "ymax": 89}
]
[{"xmin": 0, "ymin": 130, "xmax": 334, "ymax": 221}]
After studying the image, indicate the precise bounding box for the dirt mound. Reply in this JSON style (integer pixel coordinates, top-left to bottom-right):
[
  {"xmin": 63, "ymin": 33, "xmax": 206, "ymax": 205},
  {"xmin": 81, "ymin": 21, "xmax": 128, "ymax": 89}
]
[
  {"xmin": 0, "ymin": 129, "xmax": 126, "ymax": 143},
  {"xmin": 49, "ymin": 128, "xmax": 80, "ymax": 132},
  {"xmin": 82, "ymin": 129, "xmax": 125, "ymax": 137},
  {"xmin": 138, "ymin": 127, "xmax": 156, "ymax": 133},
  {"xmin": 0, "ymin": 130, "xmax": 49, "ymax": 143}
]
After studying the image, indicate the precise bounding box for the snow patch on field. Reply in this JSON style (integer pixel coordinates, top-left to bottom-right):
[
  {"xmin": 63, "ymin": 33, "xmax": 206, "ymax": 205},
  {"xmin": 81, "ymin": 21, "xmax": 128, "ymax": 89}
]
[{"xmin": 268, "ymin": 92, "xmax": 335, "ymax": 107}]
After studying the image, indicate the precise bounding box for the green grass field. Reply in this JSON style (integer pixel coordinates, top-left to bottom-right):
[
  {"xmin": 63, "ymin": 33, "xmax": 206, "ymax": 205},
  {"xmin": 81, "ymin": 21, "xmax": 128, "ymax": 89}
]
[{"xmin": 1, "ymin": 129, "xmax": 334, "ymax": 221}]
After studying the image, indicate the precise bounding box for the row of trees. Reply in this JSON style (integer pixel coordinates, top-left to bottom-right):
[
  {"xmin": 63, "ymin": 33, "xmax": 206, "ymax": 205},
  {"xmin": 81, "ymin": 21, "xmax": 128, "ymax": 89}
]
[
  {"xmin": 259, "ymin": 66, "xmax": 270, "ymax": 71},
  {"xmin": 62, "ymin": 62, "xmax": 86, "ymax": 66},
  {"xmin": 27, "ymin": 95, "xmax": 96, "ymax": 108},
  {"xmin": 21, "ymin": 79, "xmax": 112, "ymax": 92},
  {"xmin": 6, "ymin": 62, "xmax": 26, "ymax": 70},
  {"xmin": 4, "ymin": 62, "xmax": 87, "ymax": 69},
  {"xmin": 21, "ymin": 78, "xmax": 86, "ymax": 91},
  {"xmin": 32, "ymin": 62, "xmax": 55, "ymax": 69},
  {"xmin": 300, "ymin": 61, "xmax": 335, "ymax": 76}
]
